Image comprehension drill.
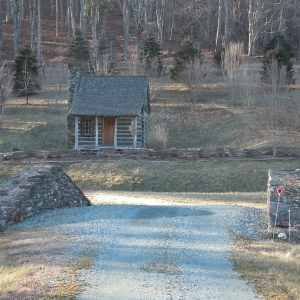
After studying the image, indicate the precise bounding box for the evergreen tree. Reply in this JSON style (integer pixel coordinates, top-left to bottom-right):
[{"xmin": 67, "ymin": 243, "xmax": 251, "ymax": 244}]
[
  {"xmin": 170, "ymin": 21, "xmax": 201, "ymax": 81},
  {"xmin": 12, "ymin": 44, "xmax": 40, "ymax": 104},
  {"xmin": 65, "ymin": 29, "xmax": 90, "ymax": 62},
  {"xmin": 170, "ymin": 39, "xmax": 201, "ymax": 81},
  {"xmin": 140, "ymin": 30, "xmax": 163, "ymax": 76},
  {"xmin": 261, "ymin": 33, "xmax": 295, "ymax": 85}
]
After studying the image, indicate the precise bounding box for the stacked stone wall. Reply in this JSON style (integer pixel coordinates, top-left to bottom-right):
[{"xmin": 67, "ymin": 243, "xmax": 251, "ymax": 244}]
[
  {"xmin": 268, "ymin": 169, "xmax": 300, "ymax": 227},
  {"xmin": 1, "ymin": 146, "xmax": 298, "ymax": 162},
  {"xmin": 67, "ymin": 115, "xmax": 75, "ymax": 149},
  {"xmin": 0, "ymin": 165, "xmax": 91, "ymax": 231}
]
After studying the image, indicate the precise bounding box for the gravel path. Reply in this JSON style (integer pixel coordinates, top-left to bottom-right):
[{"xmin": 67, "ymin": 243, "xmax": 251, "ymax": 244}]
[{"xmin": 13, "ymin": 194, "xmax": 267, "ymax": 299}]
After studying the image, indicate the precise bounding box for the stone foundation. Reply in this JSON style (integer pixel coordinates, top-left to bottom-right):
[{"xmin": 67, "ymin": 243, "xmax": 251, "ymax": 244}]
[
  {"xmin": 268, "ymin": 169, "xmax": 300, "ymax": 227},
  {"xmin": 0, "ymin": 165, "xmax": 91, "ymax": 231}
]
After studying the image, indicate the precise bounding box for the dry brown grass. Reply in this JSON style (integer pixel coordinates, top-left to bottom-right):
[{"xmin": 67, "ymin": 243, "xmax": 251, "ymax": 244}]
[
  {"xmin": 0, "ymin": 229, "xmax": 96, "ymax": 299},
  {"xmin": 231, "ymin": 236, "xmax": 300, "ymax": 300},
  {"xmin": 147, "ymin": 124, "xmax": 168, "ymax": 150},
  {"xmin": 0, "ymin": 87, "xmax": 68, "ymax": 153},
  {"xmin": 1, "ymin": 68, "xmax": 300, "ymax": 153}
]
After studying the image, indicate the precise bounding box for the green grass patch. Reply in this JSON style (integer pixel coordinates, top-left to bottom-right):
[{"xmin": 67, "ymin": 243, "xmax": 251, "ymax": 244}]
[
  {"xmin": 60, "ymin": 159, "xmax": 299, "ymax": 193},
  {"xmin": 1, "ymin": 158, "xmax": 300, "ymax": 193}
]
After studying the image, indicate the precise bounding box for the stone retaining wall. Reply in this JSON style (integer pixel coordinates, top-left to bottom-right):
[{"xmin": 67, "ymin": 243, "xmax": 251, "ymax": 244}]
[
  {"xmin": 0, "ymin": 146, "xmax": 298, "ymax": 162},
  {"xmin": 0, "ymin": 165, "xmax": 91, "ymax": 231},
  {"xmin": 268, "ymin": 169, "xmax": 300, "ymax": 227}
]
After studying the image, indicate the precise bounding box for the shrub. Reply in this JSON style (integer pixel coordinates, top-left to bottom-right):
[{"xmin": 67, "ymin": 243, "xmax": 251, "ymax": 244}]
[
  {"xmin": 147, "ymin": 125, "xmax": 168, "ymax": 150},
  {"xmin": 261, "ymin": 33, "xmax": 295, "ymax": 85}
]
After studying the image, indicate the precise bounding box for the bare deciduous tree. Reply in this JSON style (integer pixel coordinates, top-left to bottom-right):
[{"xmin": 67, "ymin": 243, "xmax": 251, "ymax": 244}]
[
  {"xmin": 255, "ymin": 60, "xmax": 293, "ymax": 156},
  {"xmin": 181, "ymin": 57, "xmax": 212, "ymax": 103},
  {"xmin": 221, "ymin": 42, "xmax": 244, "ymax": 105},
  {"xmin": 0, "ymin": 63, "xmax": 14, "ymax": 128},
  {"xmin": 89, "ymin": 52, "xmax": 114, "ymax": 76},
  {"xmin": 237, "ymin": 63, "xmax": 259, "ymax": 108}
]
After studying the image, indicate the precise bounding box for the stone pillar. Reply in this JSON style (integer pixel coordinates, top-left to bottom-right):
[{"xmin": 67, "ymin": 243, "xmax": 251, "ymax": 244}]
[
  {"xmin": 67, "ymin": 64, "xmax": 81, "ymax": 108},
  {"xmin": 268, "ymin": 169, "xmax": 300, "ymax": 227},
  {"xmin": 67, "ymin": 115, "xmax": 75, "ymax": 149}
]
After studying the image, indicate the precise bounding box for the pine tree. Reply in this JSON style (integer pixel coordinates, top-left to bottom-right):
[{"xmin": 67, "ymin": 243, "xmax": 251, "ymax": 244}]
[
  {"xmin": 261, "ymin": 33, "xmax": 295, "ymax": 85},
  {"xmin": 12, "ymin": 44, "xmax": 40, "ymax": 104},
  {"xmin": 170, "ymin": 21, "xmax": 201, "ymax": 81},
  {"xmin": 170, "ymin": 39, "xmax": 201, "ymax": 81},
  {"xmin": 65, "ymin": 29, "xmax": 90, "ymax": 62},
  {"xmin": 140, "ymin": 30, "xmax": 163, "ymax": 76}
]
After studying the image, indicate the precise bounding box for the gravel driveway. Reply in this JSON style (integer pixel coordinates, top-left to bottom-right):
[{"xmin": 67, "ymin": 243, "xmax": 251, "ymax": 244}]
[{"xmin": 13, "ymin": 193, "xmax": 266, "ymax": 299}]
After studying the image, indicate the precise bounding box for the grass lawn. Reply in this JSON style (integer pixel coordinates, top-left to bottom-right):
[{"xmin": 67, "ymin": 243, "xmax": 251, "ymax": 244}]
[{"xmin": 1, "ymin": 158, "xmax": 299, "ymax": 193}]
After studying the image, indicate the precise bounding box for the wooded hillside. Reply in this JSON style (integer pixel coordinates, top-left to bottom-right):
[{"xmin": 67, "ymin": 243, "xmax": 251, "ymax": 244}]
[{"xmin": 1, "ymin": 0, "xmax": 300, "ymax": 65}]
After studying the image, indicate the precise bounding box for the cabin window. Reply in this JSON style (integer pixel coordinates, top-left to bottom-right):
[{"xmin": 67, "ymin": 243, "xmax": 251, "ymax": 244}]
[{"xmin": 81, "ymin": 117, "xmax": 95, "ymax": 136}]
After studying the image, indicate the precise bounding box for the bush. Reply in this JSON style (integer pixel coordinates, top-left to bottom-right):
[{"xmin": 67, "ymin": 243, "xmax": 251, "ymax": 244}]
[
  {"xmin": 147, "ymin": 125, "xmax": 168, "ymax": 150},
  {"xmin": 261, "ymin": 33, "xmax": 295, "ymax": 85}
]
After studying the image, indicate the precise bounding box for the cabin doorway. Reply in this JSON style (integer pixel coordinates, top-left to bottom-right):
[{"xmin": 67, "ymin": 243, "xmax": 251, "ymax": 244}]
[{"xmin": 102, "ymin": 117, "xmax": 115, "ymax": 146}]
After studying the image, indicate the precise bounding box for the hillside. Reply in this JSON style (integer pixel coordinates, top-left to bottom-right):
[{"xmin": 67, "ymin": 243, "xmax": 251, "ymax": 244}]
[{"xmin": 1, "ymin": 1, "xmax": 300, "ymax": 154}]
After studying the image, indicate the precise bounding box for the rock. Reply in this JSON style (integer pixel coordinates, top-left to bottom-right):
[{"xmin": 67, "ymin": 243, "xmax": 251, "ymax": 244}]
[{"xmin": 278, "ymin": 232, "xmax": 287, "ymax": 240}]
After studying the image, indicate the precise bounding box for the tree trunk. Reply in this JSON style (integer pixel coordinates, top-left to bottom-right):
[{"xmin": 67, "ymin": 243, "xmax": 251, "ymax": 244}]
[
  {"xmin": 156, "ymin": 0, "xmax": 165, "ymax": 45},
  {"xmin": 67, "ymin": 0, "xmax": 70, "ymax": 37},
  {"xmin": 167, "ymin": 0, "xmax": 175, "ymax": 41},
  {"xmin": 6, "ymin": 0, "xmax": 11, "ymax": 22},
  {"xmin": 69, "ymin": 0, "xmax": 76, "ymax": 36},
  {"xmin": 56, "ymin": 0, "xmax": 58, "ymax": 36},
  {"xmin": 91, "ymin": 3, "xmax": 100, "ymax": 57},
  {"xmin": 21, "ymin": 0, "xmax": 24, "ymax": 20},
  {"xmin": 247, "ymin": 0, "xmax": 264, "ymax": 56},
  {"xmin": 37, "ymin": 0, "xmax": 42, "ymax": 67},
  {"xmin": 0, "ymin": 0, "xmax": 2, "ymax": 49},
  {"xmin": 75, "ymin": 0, "xmax": 79, "ymax": 16},
  {"xmin": 80, "ymin": 0, "xmax": 86, "ymax": 38},
  {"xmin": 120, "ymin": 0, "xmax": 130, "ymax": 60},
  {"xmin": 29, "ymin": 0, "xmax": 36, "ymax": 49},
  {"xmin": 204, "ymin": 0, "xmax": 211, "ymax": 41},
  {"xmin": 11, "ymin": 0, "xmax": 22, "ymax": 60},
  {"xmin": 60, "ymin": 0, "xmax": 64, "ymax": 27},
  {"xmin": 50, "ymin": 0, "xmax": 54, "ymax": 17},
  {"xmin": 215, "ymin": 0, "xmax": 223, "ymax": 51},
  {"xmin": 224, "ymin": 0, "xmax": 229, "ymax": 43},
  {"xmin": 130, "ymin": 0, "xmax": 145, "ymax": 60}
]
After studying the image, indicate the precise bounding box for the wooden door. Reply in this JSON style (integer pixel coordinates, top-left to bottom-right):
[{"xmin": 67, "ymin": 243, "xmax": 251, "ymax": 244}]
[{"xmin": 102, "ymin": 117, "xmax": 115, "ymax": 146}]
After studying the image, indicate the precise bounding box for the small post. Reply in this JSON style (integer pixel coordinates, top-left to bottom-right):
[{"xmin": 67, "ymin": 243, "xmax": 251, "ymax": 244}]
[
  {"xmin": 288, "ymin": 209, "xmax": 291, "ymax": 243},
  {"xmin": 273, "ymin": 188, "xmax": 282, "ymax": 242}
]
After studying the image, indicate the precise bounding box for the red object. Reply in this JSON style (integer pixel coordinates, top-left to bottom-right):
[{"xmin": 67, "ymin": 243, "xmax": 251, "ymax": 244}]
[{"xmin": 277, "ymin": 188, "xmax": 283, "ymax": 194}]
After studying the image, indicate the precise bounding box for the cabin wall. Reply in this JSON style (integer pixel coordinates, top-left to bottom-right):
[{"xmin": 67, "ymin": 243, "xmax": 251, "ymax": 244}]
[
  {"xmin": 117, "ymin": 117, "xmax": 144, "ymax": 148},
  {"xmin": 68, "ymin": 115, "xmax": 147, "ymax": 149},
  {"xmin": 77, "ymin": 117, "xmax": 102, "ymax": 149}
]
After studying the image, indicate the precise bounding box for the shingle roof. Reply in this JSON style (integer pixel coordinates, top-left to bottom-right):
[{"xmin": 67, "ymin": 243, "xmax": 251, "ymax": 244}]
[{"xmin": 68, "ymin": 76, "xmax": 149, "ymax": 116}]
